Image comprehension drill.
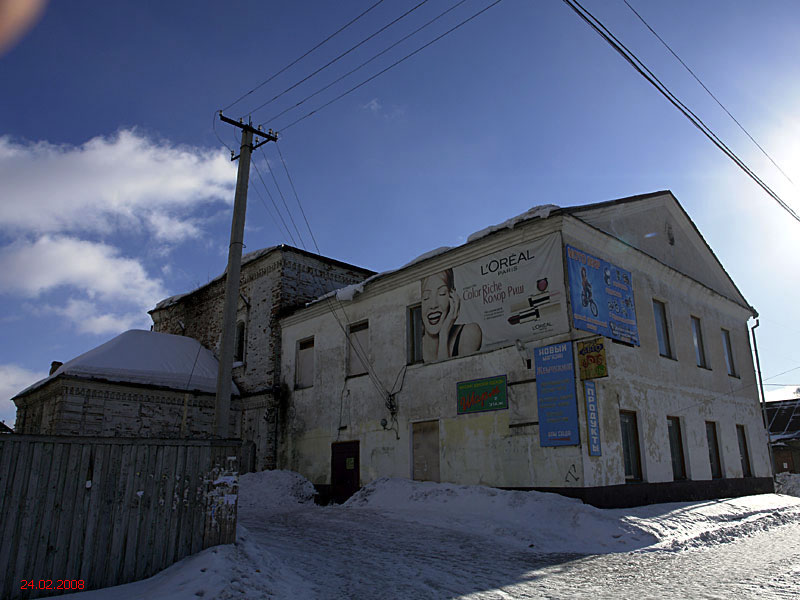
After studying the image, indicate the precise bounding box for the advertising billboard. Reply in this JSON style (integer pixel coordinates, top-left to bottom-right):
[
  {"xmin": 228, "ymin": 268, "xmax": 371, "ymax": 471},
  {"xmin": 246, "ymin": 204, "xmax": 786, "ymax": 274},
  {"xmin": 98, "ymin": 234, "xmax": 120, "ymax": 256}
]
[
  {"xmin": 419, "ymin": 233, "xmax": 569, "ymax": 363},
  {"xmin": 534, "ymin": 341, "xmax": 580, "ymax": 446},
  {"xmin": 565, "ymin": 245, "xmax": 639, "ymax": 345}
]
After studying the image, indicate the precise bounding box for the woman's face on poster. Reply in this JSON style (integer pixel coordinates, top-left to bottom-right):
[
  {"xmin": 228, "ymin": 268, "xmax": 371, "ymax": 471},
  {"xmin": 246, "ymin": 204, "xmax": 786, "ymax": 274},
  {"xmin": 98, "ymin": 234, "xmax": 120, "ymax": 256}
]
[{"xmin": 421, "ymin": 272, "xmax": 450, "ymax": 335}]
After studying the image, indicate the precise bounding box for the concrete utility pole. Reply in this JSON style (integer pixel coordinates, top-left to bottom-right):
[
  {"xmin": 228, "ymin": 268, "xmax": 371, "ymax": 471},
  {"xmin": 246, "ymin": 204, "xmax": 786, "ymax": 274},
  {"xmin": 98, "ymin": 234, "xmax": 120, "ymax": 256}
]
[{"xmin": 214, "ymin": 113, "xmax": 277, "ymax": 438}]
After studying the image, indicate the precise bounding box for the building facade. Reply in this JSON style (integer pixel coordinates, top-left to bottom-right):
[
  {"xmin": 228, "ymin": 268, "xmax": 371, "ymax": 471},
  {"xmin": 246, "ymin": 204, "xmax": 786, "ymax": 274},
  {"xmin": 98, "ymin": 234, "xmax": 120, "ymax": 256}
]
[
  {"xmin": 149, "ymin": 245, "xmax": 374, "ymax": 470},
  {"xmin": 279, "ymin": 191, "xmax": 773, "ymax": 506}
]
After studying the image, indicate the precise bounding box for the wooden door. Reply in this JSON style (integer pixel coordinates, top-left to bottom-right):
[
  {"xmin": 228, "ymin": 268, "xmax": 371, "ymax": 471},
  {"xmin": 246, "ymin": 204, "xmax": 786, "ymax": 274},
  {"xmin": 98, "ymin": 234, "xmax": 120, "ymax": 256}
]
[
  {"xmin": 330, "ymin": 440, "xmax": 360, "ymax": 503},
  {"xmin": 412, "ymin": 420, "xmax": 440, "ymax": 482}
]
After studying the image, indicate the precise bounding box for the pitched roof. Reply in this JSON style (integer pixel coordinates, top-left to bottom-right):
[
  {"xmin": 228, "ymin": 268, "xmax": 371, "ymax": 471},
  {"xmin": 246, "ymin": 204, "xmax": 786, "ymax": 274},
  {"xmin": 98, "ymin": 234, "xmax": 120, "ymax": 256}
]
[{"xmin": 14, "ymin": 330, "xmax": 237, "ymax": 398}]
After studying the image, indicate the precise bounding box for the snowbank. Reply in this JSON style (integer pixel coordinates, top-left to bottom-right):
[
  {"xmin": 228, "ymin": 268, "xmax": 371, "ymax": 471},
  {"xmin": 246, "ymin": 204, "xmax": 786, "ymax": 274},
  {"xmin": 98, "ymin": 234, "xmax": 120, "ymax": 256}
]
[
  {"xmin": 238, "ymin": 469, "xmax": 316, "ymax": 514},
  {"xmin": 776, "ymin": 472, "xmax": 800, "ymax": 497}
]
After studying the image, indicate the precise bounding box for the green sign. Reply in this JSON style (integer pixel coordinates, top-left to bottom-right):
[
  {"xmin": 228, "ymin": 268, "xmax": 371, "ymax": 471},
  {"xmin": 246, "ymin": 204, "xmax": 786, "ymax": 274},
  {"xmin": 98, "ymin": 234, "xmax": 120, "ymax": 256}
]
[{"xmin": 457, "ymin": 375, "xmax": 508, "ymax": 414}]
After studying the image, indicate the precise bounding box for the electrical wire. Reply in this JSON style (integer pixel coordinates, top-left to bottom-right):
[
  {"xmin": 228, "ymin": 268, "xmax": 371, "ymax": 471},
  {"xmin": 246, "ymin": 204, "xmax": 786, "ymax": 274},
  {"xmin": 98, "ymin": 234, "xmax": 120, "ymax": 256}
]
[
  {"xmin": 220, "ymin": 0, "xmax": 387, "ymax": 113},
  {"xmin": 275, "ymin": 141, "xmax": 320, "ymax": 252},
  {"xmin": 260, "ymin": 146, "xmax": 308, "ymax": 250},
  {"xmin": 250, "ymin": 171, "xmax": 296, "ymax": 243},
  {"xmin": 622, "ymin": 0, "xmax": 794, "ymax": 186},
  {"xmin": 258, "ymin": 0, "xmax": 471, "ymax": 128},
  {"xmin": 275, "ymin": 0, "xmax": 505, "ymax": 132},
  {"xmin": 252, "ymin": 160, "xmax": 298, "ymax": 246},
  {"xmin": 561, "ymin": 0, "xmax": 800, "ymax": 225},
  {"xmin": 245, "ymin": 0, "xmax": 432, "ymax": 120}
]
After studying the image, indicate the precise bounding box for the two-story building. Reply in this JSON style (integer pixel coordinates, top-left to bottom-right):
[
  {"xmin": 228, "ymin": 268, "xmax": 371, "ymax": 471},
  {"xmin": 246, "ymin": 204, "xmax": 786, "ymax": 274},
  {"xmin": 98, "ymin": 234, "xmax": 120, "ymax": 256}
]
[{"xmin": 279, "ymin": 191, "xmax": 772, "ymax": 506}]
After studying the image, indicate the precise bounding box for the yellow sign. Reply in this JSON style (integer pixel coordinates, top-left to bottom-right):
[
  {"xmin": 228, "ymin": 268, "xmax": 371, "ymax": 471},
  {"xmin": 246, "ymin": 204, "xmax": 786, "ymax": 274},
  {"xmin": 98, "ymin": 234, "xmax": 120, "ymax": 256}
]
[{"xmin": 577, "ymin": 338, "xmax": 608, "ymax": 380}]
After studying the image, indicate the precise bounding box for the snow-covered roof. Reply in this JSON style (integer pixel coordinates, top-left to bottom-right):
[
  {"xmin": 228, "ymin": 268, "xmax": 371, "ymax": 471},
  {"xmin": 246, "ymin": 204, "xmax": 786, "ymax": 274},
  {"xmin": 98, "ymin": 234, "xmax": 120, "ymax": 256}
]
[{"xmin": 15, "ymin": 329, "xmax": 238, "ymax": 398}]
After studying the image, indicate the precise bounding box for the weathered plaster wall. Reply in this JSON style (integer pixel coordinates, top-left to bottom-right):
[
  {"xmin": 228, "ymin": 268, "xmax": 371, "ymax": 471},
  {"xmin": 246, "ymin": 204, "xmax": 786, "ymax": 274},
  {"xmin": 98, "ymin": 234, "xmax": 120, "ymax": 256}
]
[{"xmin": 280, "ymin": 212, "xmax": 769, "ymax": 494}]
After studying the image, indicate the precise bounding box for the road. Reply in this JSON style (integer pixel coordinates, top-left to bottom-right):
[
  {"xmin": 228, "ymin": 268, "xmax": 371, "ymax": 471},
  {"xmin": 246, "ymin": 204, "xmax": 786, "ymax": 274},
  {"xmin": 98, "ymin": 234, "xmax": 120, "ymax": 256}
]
[{"xmin": 233, "ymin": 506, "xmax": 800, "ymax": 600}]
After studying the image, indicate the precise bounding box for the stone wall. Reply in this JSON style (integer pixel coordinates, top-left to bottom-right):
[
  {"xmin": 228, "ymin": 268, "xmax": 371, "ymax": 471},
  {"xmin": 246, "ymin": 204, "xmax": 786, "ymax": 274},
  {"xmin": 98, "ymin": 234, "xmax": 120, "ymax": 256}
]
[{"xmin": 149, "ymin": 246, "xmax": 374, "ymax": 470}]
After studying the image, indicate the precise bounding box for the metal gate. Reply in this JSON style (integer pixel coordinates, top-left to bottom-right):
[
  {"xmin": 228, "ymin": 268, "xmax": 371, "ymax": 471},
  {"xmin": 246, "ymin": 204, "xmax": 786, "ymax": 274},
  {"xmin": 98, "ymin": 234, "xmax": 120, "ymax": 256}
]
[
  {"xmin": 412, "ymin": 420, "xmax": 440, "ymax": 482},
  {"xmin": 330, "ymin": 440, "xmax": 360, "ymax": 503}
]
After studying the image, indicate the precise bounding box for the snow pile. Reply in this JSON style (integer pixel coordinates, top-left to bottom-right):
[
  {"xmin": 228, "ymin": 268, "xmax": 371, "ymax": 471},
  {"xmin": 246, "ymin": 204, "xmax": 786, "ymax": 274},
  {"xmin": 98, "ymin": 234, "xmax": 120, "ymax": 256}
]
[
  {"xmin": 776, "ymin": 472, "xmax": 800, "ymax": 497},
  {"xmin": 238, "ymin": 469, "xmax": 316, "ymax": 514},
  {"xmin": 466, "ymin": 204, "xmax": 559, "ymax": 243},
  {"xmin": 400, "ymin": 245, "xmax": 454, "ymax": 269},
  {"xmin": 345, "ymin": 478, "xmax": 656, "ymax": 553}
]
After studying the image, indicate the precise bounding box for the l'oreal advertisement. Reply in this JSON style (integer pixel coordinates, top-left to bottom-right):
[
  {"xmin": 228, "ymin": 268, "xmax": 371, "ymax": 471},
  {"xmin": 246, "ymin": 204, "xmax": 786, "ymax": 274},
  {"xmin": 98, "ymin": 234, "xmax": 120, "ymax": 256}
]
[
  {"xmin": 419, "ymin": 233, "xmax": 569, "ymax": 363},
  {"xmin": 565, "ymin": 245, "xmax": 640, "ymax": 345}
]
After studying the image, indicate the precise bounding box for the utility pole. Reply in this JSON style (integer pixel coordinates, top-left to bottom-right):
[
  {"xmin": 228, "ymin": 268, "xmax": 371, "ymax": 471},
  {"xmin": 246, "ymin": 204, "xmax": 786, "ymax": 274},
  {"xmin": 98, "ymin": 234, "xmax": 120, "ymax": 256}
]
[{"xmin": 214, "ymin": 113, "xmax": 277, "ymax": 438}]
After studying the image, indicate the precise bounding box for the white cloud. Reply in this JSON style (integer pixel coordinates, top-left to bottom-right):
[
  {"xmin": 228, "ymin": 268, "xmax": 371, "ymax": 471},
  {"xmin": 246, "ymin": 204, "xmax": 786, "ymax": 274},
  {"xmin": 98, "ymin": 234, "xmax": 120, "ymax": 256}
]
[
  {"xmin": 0, "ymin": 235, "xmax": 165, "ymax": 305},
  {"xmin": 41, "ymin": 299, "xmax": 148, "ymax": 336},
  {"xmin": 0, "ymin": 364, "xmax": 49, "ymax": 428},
  {"xmin": 0, "ymin": 130, "xmax": 236, "ymax": 239},
  {"xmin": 362, "ymin": 98, "xmax": 382, "ymax": 114}
]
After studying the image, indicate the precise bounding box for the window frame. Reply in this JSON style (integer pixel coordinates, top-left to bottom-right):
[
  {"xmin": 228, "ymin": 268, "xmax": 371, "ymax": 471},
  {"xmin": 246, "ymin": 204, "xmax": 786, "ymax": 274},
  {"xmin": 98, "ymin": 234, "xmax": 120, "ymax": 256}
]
[
  {"xmin": 721, "ymin": 328, "xmax": 738, "ymax": 377},
  {"xmin": 690, "ymin": 316, "xmax": 708, "ymax": 369},
  {"xmin": 407, "ymin": 304, "xmax": 424, "ymax": 365},
  {"xmin": 619, "ymin": 410, "xmax": 643, "ymax": 483},
  {"xmin": 705, "ymin": 421, "xmax": 723, "ymax": 479},
  {"xmin": 667, "ymin": 416, "xmax": 687, "ymax": 481},
  {"xmin": 652, "ymin": 299, "xmax": 673, "ymax": 359},
  {"xmin": 234, "ymin": 320, "xmax": 246, "ymax": 365},
  {"xmin": 736, "ymin": 424, "xmax": 752, "ymax": 477},
  {"xmin": 347, "ymin": 320, "xmax": 370, "ymax": 377},
  {"xmin": 295, "ymin": 336, "xmax": 315, "ymax": 389}
]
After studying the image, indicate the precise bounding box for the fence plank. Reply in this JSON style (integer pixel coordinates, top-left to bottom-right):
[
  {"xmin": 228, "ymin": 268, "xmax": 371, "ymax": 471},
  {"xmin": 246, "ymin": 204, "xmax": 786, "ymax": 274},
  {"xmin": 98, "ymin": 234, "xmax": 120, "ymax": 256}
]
[
  {"xmin": 105, "ymin": 443, "xmax": 135, "ymax": 588},
  {"xmin": 41, "ymin": 442, "xmax": 71, "ymax": 581},
  {"xmin": 166, "ymin": 443, "xmax": 188, "ymax": 566},
  {"xmin": 50, "ymin": 442, "xmax": 82, "ymax": 582},
  {"xmin": 65, "ymin": 444, "xmax": 94, "ymax": 582},
  {"xmin": 12, "ymin": 440, "xmax": 45, "ymax": 597}
]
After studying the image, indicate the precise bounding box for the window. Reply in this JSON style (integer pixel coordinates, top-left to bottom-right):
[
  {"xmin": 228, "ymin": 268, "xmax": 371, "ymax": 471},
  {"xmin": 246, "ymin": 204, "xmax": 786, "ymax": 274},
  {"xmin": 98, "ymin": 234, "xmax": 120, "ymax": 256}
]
[
  {"xmin": 296, "ymin": 337, "xmax": 314, "ymax": 388},
  {"xmin": 407, "ymin": 305, "xmax": 423, "ymax": 365},
  {"xmin": 721, "ymin": 329, "xmax": 737, "ymax": 376},
  {"xmin": 691, "ymin": 316, "xmax": 707, "ymax": 368},
  {"xmin": 347, "ymin": 321, "xmax": 369, "ymax": 377},
  {"xmin": 619, "ymin": 411, "xmax": 642, "ymax": 482},
  {"xmin": 652, "ymin": 300, "xmax": 673, "ymax": 358},
  {"xmin": 706, "ymin": 421, "xmax": 722, "ymax": 479},
  {"xmin": 736, "ymin": 424, "xmax": 752, "ymax": 477},
  {"xmin": 667, "ymin": 417, "xmax": 686, "ymax": 480},
  {"xmin": 234, "ymin": 321, "xmax": 246, "ymax": 363}
]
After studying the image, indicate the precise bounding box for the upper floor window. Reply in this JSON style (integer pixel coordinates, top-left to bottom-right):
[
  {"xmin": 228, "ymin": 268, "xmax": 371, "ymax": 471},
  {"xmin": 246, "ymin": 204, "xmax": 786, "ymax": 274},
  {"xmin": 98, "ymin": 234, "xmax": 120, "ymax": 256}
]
[
  {"xmin": 691, "ymin": 316, "xmax": 707, "ymax": 368},
  {"xmin": 721, "ymin": 329, "xmax": 737, "ymax": 376},
  {"xmin": 347, "ymin": 321, "xmax": 369, "ymax": 377},
  {"xmin": 234, "ymin": 321, "xmax": 246, "ymax": 363},
  {"xmin": 296, "ymin": 337, "xmax": 314, "ymax": 389},
  {"xmin": 652, "ymin": 300, "xmax": 673, "ymax": 358},
  {"xmin": 407, "ymin": 305, "xmax": 423, "ymax": 365}
]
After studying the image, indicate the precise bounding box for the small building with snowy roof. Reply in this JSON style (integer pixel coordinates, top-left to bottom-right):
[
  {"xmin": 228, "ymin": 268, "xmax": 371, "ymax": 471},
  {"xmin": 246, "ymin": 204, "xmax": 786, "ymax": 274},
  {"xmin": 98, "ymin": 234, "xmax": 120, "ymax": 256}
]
[
  {"xmin": 12, "ymin": 330, "xmax": 241, "ymax": 438},
  {"xmin": 766, "ymin": 398, "xmax": 800, "ymax": 474},
  {"xmin": 279, "ymin": 191, "xmax": 773, "ymax": 507}
]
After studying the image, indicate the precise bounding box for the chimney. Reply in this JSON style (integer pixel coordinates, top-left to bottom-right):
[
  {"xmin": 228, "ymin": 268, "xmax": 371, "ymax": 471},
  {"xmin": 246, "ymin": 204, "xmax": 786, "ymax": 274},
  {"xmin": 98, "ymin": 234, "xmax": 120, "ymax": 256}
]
[{"xmin": 49, "ymin": 361, "xmax": 63, "ymax": 375}]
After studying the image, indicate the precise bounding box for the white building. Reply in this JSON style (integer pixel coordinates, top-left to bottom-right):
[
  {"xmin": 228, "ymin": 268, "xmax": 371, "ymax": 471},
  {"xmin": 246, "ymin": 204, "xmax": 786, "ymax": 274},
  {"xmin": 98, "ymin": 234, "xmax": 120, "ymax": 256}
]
[{"xmin": 279, "ymin": 191, "xmax": 772, "ymax": 507}]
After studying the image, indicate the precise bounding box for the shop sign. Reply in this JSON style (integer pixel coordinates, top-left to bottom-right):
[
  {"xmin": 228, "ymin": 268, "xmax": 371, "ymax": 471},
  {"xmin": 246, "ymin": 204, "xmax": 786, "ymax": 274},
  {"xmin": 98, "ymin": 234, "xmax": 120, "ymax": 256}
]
[
  {"xmin": 584, "ymin": 380, "xmax": 601, "ymax": 456},
  {"xmin": 457, "ymin": 375, "xmax": 508, "ymax": 414},
  {"xmin": 577, "ymin": 337, "xmax": 608, "ymax": 380},
  {"xmin": 535, "ymin": 342, "xmax": 580, "ymax": 446}
]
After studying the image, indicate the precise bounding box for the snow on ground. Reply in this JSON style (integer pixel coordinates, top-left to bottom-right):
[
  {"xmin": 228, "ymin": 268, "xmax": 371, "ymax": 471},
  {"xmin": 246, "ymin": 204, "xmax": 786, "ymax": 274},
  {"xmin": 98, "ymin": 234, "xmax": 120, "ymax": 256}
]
[
  {"xmin": 59, "ymin": 472, "xmax": 800, "ymax": 599},
  {"xmin": 776, "ymin": 471, "xmax": 800, "ymax": 497}
]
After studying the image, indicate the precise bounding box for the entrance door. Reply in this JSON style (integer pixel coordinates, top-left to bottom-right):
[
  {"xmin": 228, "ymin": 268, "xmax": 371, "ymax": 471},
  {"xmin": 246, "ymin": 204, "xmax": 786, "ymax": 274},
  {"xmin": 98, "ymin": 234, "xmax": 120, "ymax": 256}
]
[
  {"xmin": 331, "ymin": 441, "xmax": 360, "ymax": 503},
  {"xmin": 412, "ymin": 420, "xmax": 440, "ymax": 482}
]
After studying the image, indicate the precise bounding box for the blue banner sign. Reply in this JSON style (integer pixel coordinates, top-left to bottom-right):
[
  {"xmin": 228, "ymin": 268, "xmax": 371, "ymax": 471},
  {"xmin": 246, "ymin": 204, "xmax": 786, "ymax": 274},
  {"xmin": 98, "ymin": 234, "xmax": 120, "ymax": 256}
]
[
  {"xmin": 535, "ymin": 342, "xmax": 580, "ymax": 446},
  {"xmin": 565, "ymin": 245, "xmax": 639, "ymax": 345},
  {"xmin": 584, "ymin": 380, "xmax": 601, "ymax": 456}
]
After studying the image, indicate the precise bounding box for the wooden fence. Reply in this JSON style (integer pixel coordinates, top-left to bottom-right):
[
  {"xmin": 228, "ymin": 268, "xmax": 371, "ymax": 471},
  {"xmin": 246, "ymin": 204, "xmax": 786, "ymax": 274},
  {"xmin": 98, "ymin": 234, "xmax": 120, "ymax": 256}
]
[{"xmin": 0, "ymin": 435, "xmax": 249, "ymax": 599}]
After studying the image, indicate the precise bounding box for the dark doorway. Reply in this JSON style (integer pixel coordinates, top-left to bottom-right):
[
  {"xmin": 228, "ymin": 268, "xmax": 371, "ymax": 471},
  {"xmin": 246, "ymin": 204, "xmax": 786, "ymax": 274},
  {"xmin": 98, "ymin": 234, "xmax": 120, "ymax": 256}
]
[{"xmin": 331, "ymin": 440, "xmax": 360, "ymax": 503}]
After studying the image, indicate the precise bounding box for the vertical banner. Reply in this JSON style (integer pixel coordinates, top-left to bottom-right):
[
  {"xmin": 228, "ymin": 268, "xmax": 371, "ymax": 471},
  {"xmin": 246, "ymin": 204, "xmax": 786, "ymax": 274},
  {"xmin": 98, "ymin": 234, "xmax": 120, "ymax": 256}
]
[
  {"xmin": 565, "ymin": 245, "xmax": 639, "ymax": 345},
  {"xmin": 584, "ymin": 380, "xmax": 601, "ymax": 456},
  {"xmin": 535, "ymin": 342, "xmax": 580, "ymax": 446}
]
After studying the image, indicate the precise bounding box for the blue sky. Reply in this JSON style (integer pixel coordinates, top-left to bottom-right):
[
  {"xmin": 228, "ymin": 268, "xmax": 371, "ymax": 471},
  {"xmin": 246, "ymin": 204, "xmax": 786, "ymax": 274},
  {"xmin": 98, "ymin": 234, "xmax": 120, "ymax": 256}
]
[{"xmin": 1, "ymin": 0, "xmax": 799, "ymax": 425}]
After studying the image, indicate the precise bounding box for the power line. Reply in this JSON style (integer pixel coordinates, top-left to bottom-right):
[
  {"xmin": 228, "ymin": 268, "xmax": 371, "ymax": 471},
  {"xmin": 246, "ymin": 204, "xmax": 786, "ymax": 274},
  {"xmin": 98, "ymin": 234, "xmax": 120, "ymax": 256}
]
[
  {"xmin": 252, "ymin": 160, "xmax": 298, "ymax": 246},
  {"xmin": 258, "ymin": 0, "xmax": 471, "ymax": 128},
  {"xmin": 277, "ymin": 0, "xmax": 505, "ymax": 132},
  {"xmin": 275, "ymin": 141, "xmax": 320, "ymax": 252},
  {"xmin": 259, "ymin": 146, "xmax": 307, "ymax": 249},
  {"xmin": 244, "ymin": 0, "xmax": 432, "ymax": 120},
  {"xmin": 622, "ymin": 0, "xmax": 794, "ymax": 186},
  {"xmin": 220, "ymin": 0, "xmax": 387, "ymax": 113},
  {"xmin": 560, "ymin": 0, "xmax": 800, "ymax": 225}
]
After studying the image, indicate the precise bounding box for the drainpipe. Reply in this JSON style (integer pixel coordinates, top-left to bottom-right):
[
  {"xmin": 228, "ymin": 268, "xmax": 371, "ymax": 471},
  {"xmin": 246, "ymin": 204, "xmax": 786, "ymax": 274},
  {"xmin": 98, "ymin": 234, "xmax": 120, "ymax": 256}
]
[{"xmin": 750, "ymin": 319, "xmax": 775, "ymax": 480}]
